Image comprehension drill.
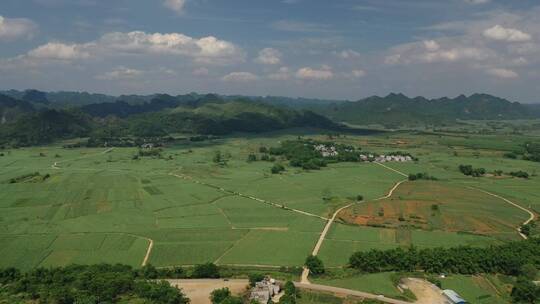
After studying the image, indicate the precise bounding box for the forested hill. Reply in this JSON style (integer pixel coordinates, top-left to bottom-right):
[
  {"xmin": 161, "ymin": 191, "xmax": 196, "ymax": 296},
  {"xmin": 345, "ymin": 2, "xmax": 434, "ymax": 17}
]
[
  {"xmin": 310, "ymin": 93, "xmax": 537, "ymax": 127},
  {"xmin": 0, "ymin": 93, "xmax": 340, "ymax": 147}
]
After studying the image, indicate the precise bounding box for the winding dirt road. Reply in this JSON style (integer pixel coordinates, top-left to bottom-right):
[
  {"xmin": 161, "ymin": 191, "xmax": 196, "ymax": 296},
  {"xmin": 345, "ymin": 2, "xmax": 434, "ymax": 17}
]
[{"xmin": 469, "ymin": 187, "xmax": 536, "ymax": 239}]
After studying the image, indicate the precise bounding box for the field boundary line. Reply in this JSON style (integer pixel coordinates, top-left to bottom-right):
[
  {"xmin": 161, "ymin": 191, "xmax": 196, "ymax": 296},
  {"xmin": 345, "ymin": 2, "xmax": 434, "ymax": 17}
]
[
  {"xmin": 52, "ymin": 147, "xmax": 114, "ymax": 169},
  {"xmin": 468, "ymin": 187, "xmax": 536, "ymax": 239},
  {"xmin": 169, "ymin": 173, "xmax": 328, "ymax": 221},
  {"xmin": 374, "ymin": 162, "xmax": 408, "ymax": 177},
  {"xmin": 214, "ymin": 230, "xmax": 251, "ymax": 264}
]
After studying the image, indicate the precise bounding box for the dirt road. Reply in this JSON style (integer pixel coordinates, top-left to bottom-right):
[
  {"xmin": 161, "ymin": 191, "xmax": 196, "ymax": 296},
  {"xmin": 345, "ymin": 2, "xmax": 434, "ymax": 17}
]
[
  {"xmin": 167, "ymin": 279, "xmax": 248, "ymax": 304},
  {"xmin": 470, "ymin": 187, "xmax": 536, "ymax": 239}
]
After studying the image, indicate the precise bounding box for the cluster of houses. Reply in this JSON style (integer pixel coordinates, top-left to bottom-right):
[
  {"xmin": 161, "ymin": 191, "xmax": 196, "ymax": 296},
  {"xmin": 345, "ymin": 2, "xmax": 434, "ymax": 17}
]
[
  {"xmin": 249, "ymin": 278, "xmax": 281, "ymax": 304},
  {"xmin": 366, "ymin": 154, "xmax": 413, "ymax": 163},
  {"xmin": 313, "ymin": 144, "xmax": 339, "ymax": 157}
]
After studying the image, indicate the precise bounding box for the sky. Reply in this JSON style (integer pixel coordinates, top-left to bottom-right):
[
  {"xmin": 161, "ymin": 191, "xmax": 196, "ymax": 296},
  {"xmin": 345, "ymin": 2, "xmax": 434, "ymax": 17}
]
[{"xmin": 1, "ymin": 0, "xmax": 540, "ymax": 102}]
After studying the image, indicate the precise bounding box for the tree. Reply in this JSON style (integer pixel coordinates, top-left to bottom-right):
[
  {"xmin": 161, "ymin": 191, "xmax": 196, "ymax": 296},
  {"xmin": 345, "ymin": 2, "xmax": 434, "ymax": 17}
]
[
  {"xmin": 520, "ymin": 264, "xmax": 538, "ymax": 280},
  {"xmin": 247, "ymin": 154, "xmax": 257, "ymax": 162},
  {"xmin": 211, "ymin": 288, "xmax": 231, "ymax": 304},
  {"xmin": 248, "ymin": 273, "xmax": 265, "ymax": 287},
  {"xmin": 192, "ymin": 263, "xmax": 220, "ymax": 278},
  {"xmin": 305, "ymin": 255, "xmax": 325, "ymax": 275},
  {"xmin": 511, "ymin": 277, "xmax": 539, "ymax": 304}
]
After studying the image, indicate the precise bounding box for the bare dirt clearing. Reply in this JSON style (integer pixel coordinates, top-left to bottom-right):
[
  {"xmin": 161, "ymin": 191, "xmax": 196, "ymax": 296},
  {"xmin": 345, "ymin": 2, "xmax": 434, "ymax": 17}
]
[
  {"xmin": 167, "ymin": 279, "xmax": 249, "ymax": 304},
  {"xmin": 402, "ymin": 278, "xmax": 447, "ymax": 304}
]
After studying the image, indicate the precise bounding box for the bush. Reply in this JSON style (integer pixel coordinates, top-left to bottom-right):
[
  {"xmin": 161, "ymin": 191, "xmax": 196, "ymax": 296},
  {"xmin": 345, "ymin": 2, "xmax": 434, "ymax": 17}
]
[
  {"xmin": 271, "ymin": 164, "xmax": 285, "ymax": 174},
  {"xmin": 510, "ymin": 171, "xmax": 529, "ymax": 179},
  {"xmin": 247, "ymin": 154, "xmax": 257, "ymax": 162}
]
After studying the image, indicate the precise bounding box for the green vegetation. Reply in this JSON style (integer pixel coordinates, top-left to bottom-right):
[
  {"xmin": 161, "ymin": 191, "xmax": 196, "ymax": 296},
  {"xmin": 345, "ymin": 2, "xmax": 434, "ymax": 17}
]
[
  {"xmin": 407, "ymin": 172, "xmax": 437, "ymax": 181},
  {"xmin": 459, "ymin": 164, "xmax": 487, "ymax": 177},
  {"xmin": 305, "ymin": 255, "xmax": 325, "ymax": 275},
  {"xmin": 210, "ymin": 288, "xmax": 242, "ymax": 304},
  {"xmin": 0, "ymin": 264, "xmax": 189, "ymax": 304},
  {"xmin": 349, "ymin": 238, "xmax": 540, "ymax": 275}
]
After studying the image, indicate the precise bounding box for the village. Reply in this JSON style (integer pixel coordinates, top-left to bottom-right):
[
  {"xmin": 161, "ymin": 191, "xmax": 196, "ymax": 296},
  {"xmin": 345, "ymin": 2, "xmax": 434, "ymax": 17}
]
[{"xmin": 313, "ymin": 143, "xmax": 414, "ymax": 163}]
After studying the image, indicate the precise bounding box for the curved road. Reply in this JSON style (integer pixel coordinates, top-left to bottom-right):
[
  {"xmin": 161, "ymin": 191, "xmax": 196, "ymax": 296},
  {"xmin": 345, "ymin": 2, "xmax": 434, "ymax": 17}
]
[
  {"xmin": 469, "ymin": 187, "xmax": 536, "ymax": 239},
  {"xmin": 301, "ymin": 163, "xmax": 409, "ymax": 284}
]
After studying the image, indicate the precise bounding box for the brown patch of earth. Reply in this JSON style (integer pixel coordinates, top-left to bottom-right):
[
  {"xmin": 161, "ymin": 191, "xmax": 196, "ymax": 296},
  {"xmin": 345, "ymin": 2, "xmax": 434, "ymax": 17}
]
[
  {"xmin": 168, "ymin": 279, "xmax": 249, "ymax": 304},
  {"xmin": 402, "ymin": 278, "xmax": 447, "ymax": 304}
]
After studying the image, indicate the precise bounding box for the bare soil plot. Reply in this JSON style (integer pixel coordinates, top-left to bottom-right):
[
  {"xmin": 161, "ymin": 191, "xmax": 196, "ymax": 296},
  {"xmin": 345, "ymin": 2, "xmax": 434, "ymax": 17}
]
[{"xmin": 167, "ymin": 279, "xmax": 248, "ymax": 304}]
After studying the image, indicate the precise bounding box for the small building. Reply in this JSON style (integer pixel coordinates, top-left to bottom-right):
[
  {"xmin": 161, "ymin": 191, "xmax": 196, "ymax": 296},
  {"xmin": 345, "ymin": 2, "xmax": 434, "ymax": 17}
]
[
  {"xmin": 249, "ymin": 278, "xmax": 281, "ymax": 304},
  {"xmin": 442, "ymin": 289, "xmax": 467, "ymax": 304}
]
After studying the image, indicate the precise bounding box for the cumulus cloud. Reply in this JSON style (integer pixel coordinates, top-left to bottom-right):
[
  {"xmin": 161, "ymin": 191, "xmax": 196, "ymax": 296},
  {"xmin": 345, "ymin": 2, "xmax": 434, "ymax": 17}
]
[
  {"xmin": 486, "ymin": 68, "xmax": 518, "ymax": 79},
  {"xmin": 28, "ymin": 42, "xmax": 91, "ymax": 60},
  {"xmin": 96, "ymin": 66, "xmax": 144, "ymax": 80},
  {"xmin": 295, "ymin": 66, "xmax": 334, "ymax": 80},
  {"xmin": 423, "ymin": 40, "xmax": 440, "ymax": 52},
  {"xmin": 192, "ymin": 67, "xmax": 209, "ymax": 76},
  {"xmin": 222, "ymin": 71, "xmax": 258, "ymax": 82},
  {"xmin": 9, "ymin": 31, "xmax": 244, "ymax": 66},
  {"xmin": 335, "ymin": 49, "xmax": 361, "ymax": 59},
  {"xmin": 255, "ymin": 48, "xmax": 282, "ymax": 65},
  {"xmin": 350, "ymin": 69, "xmax": 366, "ymax": 78},
  {"xmin": 98, "ymin": 31, "xmax": 244, "ymax": 64},
  {"xmin": 163, "ymin": 0, "xmax": 186, "ymax": 13},
  {"xmin": 268, "ymin": 67, "xmax": 291, "ymax": 80},
  {"xmin": 483, "ymin": 25, "xmax": 531, "ymax": 42},
  {"xmin": 0, "ymin": 15, "xmax": 37, "ymax": 40}
]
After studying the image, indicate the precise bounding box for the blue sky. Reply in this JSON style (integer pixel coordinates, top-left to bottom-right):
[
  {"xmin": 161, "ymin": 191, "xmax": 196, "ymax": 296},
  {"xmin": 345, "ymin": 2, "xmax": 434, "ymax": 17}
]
[{"xmin": 1, "ymin": 0, "xmax": 540, "ymax": 102}]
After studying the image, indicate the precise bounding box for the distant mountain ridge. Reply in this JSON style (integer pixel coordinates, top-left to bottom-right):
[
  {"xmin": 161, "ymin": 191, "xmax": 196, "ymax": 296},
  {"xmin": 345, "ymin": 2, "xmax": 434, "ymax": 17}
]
[{"xmin": 310, "ymin": 93, "xmax": 537, "ymax": 127}]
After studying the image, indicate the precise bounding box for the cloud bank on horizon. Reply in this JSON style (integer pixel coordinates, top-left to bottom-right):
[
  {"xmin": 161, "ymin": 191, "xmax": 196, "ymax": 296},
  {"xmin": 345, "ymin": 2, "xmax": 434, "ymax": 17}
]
[{"xmin": 0, "ymin": 0, "xmax": 539, "ymax": 102}]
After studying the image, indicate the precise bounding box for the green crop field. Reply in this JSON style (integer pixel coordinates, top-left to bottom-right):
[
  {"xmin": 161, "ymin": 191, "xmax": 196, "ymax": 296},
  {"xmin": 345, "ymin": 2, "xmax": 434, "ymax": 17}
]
[{"xmin": 0, "ymin": 129, "xmax": 537, "ymax": 277}]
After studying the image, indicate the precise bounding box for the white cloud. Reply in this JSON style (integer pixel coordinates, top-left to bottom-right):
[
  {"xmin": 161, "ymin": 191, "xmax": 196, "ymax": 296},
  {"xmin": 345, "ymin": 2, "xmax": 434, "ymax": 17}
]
[
  {"xmin": 296, "ymin": 67, "xmax": 334, "ymax": 80},
  {"xmin": 483, "ymin": 25, "xmax": 531, "ymax": 42},
  {"xmin": 99, "ymin": 31, "xmax": 243, "ymax": 64},
  {"xmin": 423, "ymin": 40, "xmax": 440, "ymax": 52},
  {"xmin": 486, "ymin": 68, "xmax": 518, "ymax": 79},
  {"xmin": 463, "ymin": 0, "xmax": 490, "ymax": 5},
  {"xmin": 163, "ymin": 0, "xmax": 186, "ymax": 13},
  {"xmin": 12, "ymin": 31, "xmax": 243, "ymax": 66},
  {"xmin": 0, "ymin": 15, "xmax": 37, "ymax": 40},
  {"xmin": 268, "ymin": 67, "xmax": 291, "ymax": 80},
  {"xmin": 28, "ymin": 42, "xmax": 90, "ymax": 60},
  {"xmin": 350, "ymin": 69, "xmax": 366, "ymax": 78},
  {"xmin": 222, "ymin": 72, "xmax": 258, "ymax": 82},
  {"xmin": 192, "ymin": 67, "xmax": 209, "ymax": 76},
  {"xmin": 335, "ymin": 49, "xmax": 361, "ymax": 59},
  {"xmin": 96, "ymin": 66, "xmax": 144, "ymax": 80},
  {"xmin": 255, "ymin": 48, "xmax": 282, "ymax": 65}
]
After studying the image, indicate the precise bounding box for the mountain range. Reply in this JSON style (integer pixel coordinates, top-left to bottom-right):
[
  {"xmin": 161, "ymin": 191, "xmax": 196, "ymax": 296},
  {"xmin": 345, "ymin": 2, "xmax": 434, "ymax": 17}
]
[{"xmin": 1, "ymin": 89, "xmax": 539, "ymax": 147}]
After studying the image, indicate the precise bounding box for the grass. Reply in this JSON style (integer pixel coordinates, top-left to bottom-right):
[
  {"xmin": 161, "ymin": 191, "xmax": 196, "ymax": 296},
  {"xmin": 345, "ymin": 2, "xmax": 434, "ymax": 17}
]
[
  {"xmin": 441, "ymin": 274, "xmax": 512, "ymax": 304},
  {"xmin": 313, "ymin": 272, "xmax": 404, "ymax": 299}
]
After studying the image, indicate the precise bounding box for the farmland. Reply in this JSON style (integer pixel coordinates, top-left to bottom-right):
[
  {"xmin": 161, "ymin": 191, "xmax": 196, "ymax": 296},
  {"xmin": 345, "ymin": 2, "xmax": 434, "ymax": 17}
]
[{"xmin": 0, "ymin": 129, "xmax": 538, "ymax": 277}]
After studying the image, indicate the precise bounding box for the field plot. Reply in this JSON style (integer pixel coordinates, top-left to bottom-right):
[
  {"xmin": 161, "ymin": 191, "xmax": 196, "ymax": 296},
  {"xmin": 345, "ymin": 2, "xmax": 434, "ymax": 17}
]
[
  {"xmin": 313, "ymin": 272, "xmax": 403, "ymax": 299},
  {"xmin": 441, "ymin": 275, "xmax": 511, "ymax": 304},
  {"xmin": 341, "ymin": 181, "xmax": 528, "ymax": 240},
  {"xmin": 318, "ymin": 223, "xmax": 498, "ymax": 267}
]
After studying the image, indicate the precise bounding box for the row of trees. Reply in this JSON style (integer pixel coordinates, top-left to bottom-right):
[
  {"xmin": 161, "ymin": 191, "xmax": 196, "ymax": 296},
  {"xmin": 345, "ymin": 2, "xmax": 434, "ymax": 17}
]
[
  {"xmin": 349, "ymin": 238, "xmax": 540, "ymax": 275},
  {"xmin": 408, "ymin": 173, "xmax": 437, "ymax": 181}
]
